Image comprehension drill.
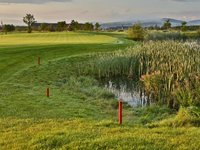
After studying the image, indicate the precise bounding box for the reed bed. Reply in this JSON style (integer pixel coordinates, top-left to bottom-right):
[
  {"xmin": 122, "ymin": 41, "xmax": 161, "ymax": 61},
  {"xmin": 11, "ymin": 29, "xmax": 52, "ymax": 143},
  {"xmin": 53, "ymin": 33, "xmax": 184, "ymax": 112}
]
[
  {"xmin": 78, "ymin": 41, "xmax": 200, "ymax": 109},
  {"xmin": 145, "ymin": 31, "xmax": 200, "ymax": 41}
]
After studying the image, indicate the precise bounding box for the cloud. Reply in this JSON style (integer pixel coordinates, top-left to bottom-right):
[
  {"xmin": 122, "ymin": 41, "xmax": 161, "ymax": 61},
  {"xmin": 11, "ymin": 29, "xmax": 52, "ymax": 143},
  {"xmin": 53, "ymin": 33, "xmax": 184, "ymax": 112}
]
[
  {"xmin": 80, "ymin": 10, "xmax": 89, "ymax": 15},
  {"xmin": 0, "ymin": 0, "xmax": 72, "ymax": 4},
  {"xmin": 171, "ymin": 0, "xmax": 199, "ymax": 2}
]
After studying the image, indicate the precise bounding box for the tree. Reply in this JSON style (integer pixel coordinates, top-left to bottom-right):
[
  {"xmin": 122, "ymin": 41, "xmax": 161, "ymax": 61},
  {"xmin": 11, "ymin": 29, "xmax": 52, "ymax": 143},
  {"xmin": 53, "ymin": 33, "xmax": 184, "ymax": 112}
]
[
  {"xmin": 95, "ymin": 22, "xmax": 101, "ymax": 31},
  {"xmin": 40, "ymin": 23, "xmax": 48, "ymax": 31},
  {"xmin": 23, "ymin": 14, "xmax": 36, "ymax": 33},
  {"xmin": 47, "ymin": 24, "xmax": 55, "ymax": 32},
  {"xmin": 56, "ymin": 21, "xmax": 66, "ymax": 31},
  {"xmin": 128, "ymin": 24, "xmax": 145, "ymax": 41},
  {"xmin": 3, "ymin": 24, "xmax": 15, "ymax": 34},
  {"xmin": 0, "ymin": 21, "xmax": 3, "ymax": 31},
  {"xmin": 68, "ymin": 20, "xmax": 80, "ymax": 31},
  {"xmin": 162, "ymin": 19, "xmax": 171, "ymax": 30},
  {"xmin": 181, "ymin": 21, "xmax": 187, "ymax": 32},
  {"xmin": 0, "ymin": 21, "xmax": 4, "ymax": 33},
  {"xmin": 83, "ymin": 22, "xmax": 94, "ymax": 31}
]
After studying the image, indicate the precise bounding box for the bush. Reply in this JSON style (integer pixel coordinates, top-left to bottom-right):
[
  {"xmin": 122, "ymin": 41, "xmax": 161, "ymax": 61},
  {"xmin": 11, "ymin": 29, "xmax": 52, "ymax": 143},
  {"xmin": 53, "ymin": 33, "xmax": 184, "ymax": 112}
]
[
  {"xmin": 128, "ymin": 24, "xmax": 145, "ymax": 41},
  {"xmin": 148, "ymin": 107, "xmax": 200, "ymax": 127}
]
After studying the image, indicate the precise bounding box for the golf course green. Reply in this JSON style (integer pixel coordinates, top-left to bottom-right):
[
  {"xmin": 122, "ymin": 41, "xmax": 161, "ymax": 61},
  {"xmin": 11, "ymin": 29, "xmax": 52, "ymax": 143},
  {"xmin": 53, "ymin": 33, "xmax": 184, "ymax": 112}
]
[{"xmin": 0, "ymin": 31, "xmax": 200, "ymax": 150}]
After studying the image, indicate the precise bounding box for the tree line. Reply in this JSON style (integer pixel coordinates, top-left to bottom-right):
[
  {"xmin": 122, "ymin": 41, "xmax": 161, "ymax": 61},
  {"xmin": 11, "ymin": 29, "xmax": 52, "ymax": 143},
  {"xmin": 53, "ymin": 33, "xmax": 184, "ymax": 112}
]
[
  {"xmin": 1, "ymin": 14, "xmax": 200, "ymax": 34},
  {"xmin": 146, "ymin": 19, "xmax": 194, "ymax": 32},
  {"xmin": 128, "ymin": 19, "xmax": 200, "ymax": 41},
  {"xmin": 0, "ymin": 14, "xmax": 101, "ymax": 33},
  {"xmin": 39, "ymin": 20, "xmax": 100, "ymax": 32}
]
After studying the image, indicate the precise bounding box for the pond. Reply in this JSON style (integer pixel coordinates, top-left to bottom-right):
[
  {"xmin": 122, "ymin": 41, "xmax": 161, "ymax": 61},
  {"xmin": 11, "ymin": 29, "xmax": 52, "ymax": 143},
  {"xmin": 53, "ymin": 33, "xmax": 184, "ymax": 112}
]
[{"xmin": 100, "ymin": 77, "xmax": 148, "ymax": 107}]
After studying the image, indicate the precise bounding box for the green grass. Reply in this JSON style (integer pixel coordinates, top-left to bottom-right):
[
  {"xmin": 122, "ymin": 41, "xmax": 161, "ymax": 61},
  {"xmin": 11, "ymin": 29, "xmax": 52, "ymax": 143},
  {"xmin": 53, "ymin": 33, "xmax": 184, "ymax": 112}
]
[
  {"xmin": 1, "ymin": 118, "xmax": 200, "ymax": 150},
  {"xmin": 0, "ymin": 31, "xmax": 200, "ymax": 149},
  {"xmin": 0, "ymin": 32, "xmax": 116, "ymax": 45},
  {"xmin": 0, "ymin": 32, "xmax": 131, "ymax": 83}
]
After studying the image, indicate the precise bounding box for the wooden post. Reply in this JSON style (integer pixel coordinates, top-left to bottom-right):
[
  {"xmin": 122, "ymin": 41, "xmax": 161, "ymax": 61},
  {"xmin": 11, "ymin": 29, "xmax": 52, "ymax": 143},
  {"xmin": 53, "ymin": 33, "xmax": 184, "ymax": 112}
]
[
  {"xmin": 118, "ymin": 100, "xmax": 123, "ymax": 125},
  {"xmin": 38, "ymin": 57, "xmax": 40, "ymax": 65},
  {"xmin": 46, "ymin": 88, "xmax": 49, "ymax": 97}
]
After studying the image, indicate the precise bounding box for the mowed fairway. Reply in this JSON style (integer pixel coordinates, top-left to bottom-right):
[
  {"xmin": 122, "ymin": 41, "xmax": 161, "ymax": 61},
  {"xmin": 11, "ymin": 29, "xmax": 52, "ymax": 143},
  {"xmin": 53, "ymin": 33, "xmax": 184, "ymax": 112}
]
[
  {"xmin": 0, "ymin": 32, "xmax": 200, "ymax": 150},
  {"xmin": 0, "ymin": 32, "xmax": 129, "ymax": 82},
  {"xmin": 0, "ymin": 32, "xmax": 116, "ymax": 45}
]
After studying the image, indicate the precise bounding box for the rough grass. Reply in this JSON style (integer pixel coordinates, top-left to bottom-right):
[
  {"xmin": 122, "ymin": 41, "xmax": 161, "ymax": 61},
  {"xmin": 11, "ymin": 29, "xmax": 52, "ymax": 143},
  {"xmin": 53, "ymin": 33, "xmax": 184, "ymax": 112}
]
[
  {"xmin": 1, "ymin": 118, "xmax": 200, "ymax": 150},
  {"xmin": 148, "ymin": 107, "xmax": 200, "ymax": 128}
]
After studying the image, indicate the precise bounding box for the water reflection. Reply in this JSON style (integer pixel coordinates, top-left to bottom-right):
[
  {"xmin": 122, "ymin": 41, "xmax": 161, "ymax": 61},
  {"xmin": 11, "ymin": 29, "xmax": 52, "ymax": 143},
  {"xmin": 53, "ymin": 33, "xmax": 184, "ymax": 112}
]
[{"xmin": 102, "ymin": 77, "xmax": 148, "ymax": 107}]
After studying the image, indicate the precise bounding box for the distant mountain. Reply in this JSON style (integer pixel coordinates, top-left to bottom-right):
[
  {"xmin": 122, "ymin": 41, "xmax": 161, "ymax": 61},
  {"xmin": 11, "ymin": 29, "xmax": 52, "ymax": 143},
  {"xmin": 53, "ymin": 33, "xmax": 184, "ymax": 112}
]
[
  {"xmin": 140, "ymin": 18, "xmax": 183, "ymax": 27},
  {"xmin": 101, "ymin": 18, "xmax": 200, "ymax": 29},
  {"xmin": 100, "ymin": 21, "xmax": 133, "ymax": 29},
  {"xmin": 140, "ymin": 21, "xmax": 162, "ymax": 27},
  {"xmin": 188, "ymin": 20, "xmax": 200, "ymax": 26},
  {"xmin": 162, "ymin": 18, "xmax": 183, "ymax": 26}
]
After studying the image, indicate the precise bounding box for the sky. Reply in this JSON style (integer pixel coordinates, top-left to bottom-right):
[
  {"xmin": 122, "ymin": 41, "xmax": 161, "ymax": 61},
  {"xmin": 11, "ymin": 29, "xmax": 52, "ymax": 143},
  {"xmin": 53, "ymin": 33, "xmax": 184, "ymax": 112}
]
[{"xmin": 0, "ymin": 0, "xmax": 200, "ymax": 25}]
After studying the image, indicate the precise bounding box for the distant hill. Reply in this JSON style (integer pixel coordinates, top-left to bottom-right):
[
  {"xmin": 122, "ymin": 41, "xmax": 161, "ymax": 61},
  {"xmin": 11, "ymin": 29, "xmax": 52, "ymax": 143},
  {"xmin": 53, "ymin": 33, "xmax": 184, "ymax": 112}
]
[
  {"xmin": 101, "ymin": 18, "xmax": 200, "ymax": 29},
  {"xmin": 188, "ymin": 20, "xmax": 200, "ymax": 26},
  {"xmin": 100, "ymin": 21, "xmax": 133, "ymax": 29},
  {"xmin": 162, "ymin": 18, "xmax": 183, "ymax": 26}
]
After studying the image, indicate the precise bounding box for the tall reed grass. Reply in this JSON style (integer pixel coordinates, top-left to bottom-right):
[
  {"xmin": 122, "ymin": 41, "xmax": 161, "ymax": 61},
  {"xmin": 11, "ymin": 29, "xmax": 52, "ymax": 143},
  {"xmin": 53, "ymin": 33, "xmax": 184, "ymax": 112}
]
[
  {"xmin": 145, "ymin": 31, "xmax": 200, "ymax": 41},
  {"xmin": 78, "ymin": 41, "xmax": 200, "ymax": 109}
]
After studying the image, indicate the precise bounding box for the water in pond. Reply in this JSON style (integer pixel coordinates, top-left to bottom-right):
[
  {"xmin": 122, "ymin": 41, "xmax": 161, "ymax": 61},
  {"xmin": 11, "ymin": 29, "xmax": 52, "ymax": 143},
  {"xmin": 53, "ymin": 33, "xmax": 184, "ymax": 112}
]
[{"xmin": 101, "ymin": 77, "xmax": 148, "ymax": 107}]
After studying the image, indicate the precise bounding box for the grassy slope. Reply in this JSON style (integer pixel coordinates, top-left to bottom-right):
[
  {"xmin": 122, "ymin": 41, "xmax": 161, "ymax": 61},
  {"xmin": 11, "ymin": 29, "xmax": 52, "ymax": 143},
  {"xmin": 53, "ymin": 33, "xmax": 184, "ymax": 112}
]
[
  {"xmin": 0, "ymin": 32, "xmax": 200, "ymax": 150},
  {"xmin": 0, "ymin": 32, "xmax": 129, "ymax": 83}
]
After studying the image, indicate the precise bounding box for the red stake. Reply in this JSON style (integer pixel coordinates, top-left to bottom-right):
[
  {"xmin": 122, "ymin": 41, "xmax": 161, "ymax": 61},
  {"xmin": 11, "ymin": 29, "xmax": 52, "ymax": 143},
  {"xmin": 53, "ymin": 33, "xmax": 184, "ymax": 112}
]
[
  {"xmin": 38, "ymin": 57, "xmax": 40, "ymax": 65},
  {"xmin": 46, "ymin": 88, "xmax": 50, "ymax": 97},
  {"xmin": 118, "ymin": 100, "xmax": 123, "ymax": 125}
]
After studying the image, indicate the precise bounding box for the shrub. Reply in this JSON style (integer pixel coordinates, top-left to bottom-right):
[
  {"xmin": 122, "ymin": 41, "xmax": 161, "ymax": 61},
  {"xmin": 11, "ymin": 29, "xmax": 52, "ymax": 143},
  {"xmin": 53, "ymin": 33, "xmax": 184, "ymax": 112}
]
[
  {"xmin": 148, "ymin": 107, "xmax": 200, "ymax": 127},
  {"xmin": 128, "ymin": 24, "xmax": 145, "ymax": 41}
]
